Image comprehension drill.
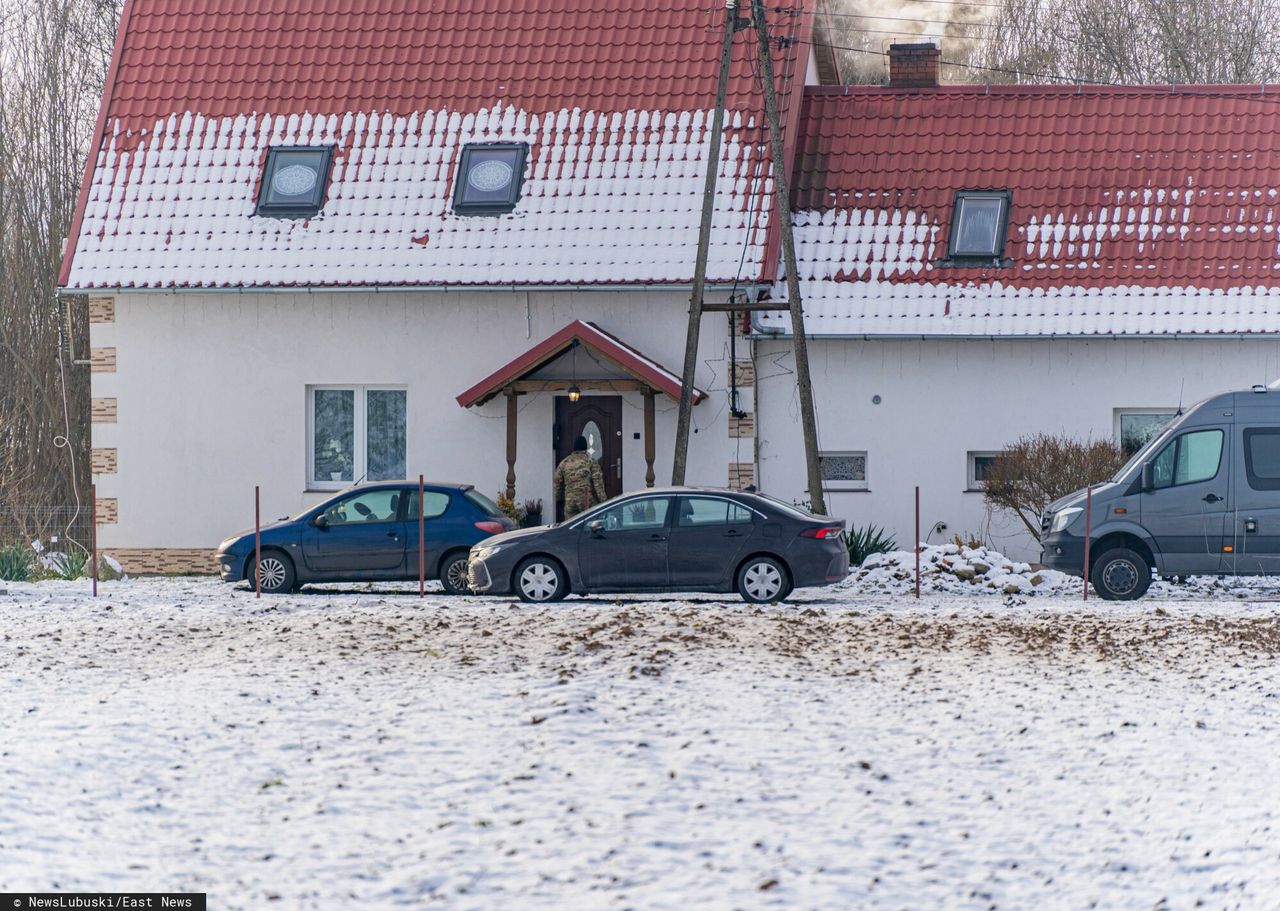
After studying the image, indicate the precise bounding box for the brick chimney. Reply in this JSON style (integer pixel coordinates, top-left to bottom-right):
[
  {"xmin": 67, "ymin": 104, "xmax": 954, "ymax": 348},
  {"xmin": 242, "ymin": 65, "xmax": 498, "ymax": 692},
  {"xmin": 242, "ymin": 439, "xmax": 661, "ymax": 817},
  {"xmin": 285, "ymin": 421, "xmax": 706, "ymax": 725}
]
[{"xmin": 888, "ymin": 42, "xmax": 940, "ymax": 88}]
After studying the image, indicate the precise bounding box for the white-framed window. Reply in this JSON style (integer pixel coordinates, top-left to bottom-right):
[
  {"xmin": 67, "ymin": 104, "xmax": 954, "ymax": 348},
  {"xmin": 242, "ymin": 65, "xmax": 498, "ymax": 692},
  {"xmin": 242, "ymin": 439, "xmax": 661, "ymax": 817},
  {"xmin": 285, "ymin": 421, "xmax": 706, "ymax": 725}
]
[
  {"xmin": 967, "ymin": 450, "xmax": 1004, "ymax": 491},
  {"xmin": 819, "ymin": 451, "xmax": 868, "ymax": 491},
  {"xmin": 1115, "ymin": 408, "xmax": 1177, "ymax": 458},
  {"xmin": 307, "ymin": 385, "xmax": 406, "ymax": 490}
]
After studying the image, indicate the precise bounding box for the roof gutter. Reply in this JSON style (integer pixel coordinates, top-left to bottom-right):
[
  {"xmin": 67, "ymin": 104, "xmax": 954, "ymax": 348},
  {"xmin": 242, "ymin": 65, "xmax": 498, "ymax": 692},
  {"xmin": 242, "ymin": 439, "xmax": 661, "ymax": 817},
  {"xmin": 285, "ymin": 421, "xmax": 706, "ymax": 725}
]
[
  {"xmin": 57, "ymin": 282, "xmax": 749, "ymax": 296},
  {"xmin": 749, "ymin": 327, "xmax": 1280, "ymax": 341}
]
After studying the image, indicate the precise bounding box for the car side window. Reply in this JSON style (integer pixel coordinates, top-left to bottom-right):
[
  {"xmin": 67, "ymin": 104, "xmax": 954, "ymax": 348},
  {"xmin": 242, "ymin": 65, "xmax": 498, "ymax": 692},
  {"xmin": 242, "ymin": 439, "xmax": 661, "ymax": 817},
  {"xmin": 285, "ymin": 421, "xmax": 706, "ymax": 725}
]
[
  {"xmin": 322, "ymin": 489, "xmax": 402, "ymax": 525},
  {"xmin": 1244, "ymin": 428, "xmax": 1280, "ymax": 491},
  {"xmin": 405, "ymin": 490, "xmax": 451, "ymax": 520},
  {"xmin": 1150, "ymin": 429, "xmax": 1223, "ymax": 490},
  {"xmin": 596, "ymin": 498, "xmax": 669, "ymax": 531},
  {"xmin": 677, "ymin": 497, "xmax": 754, "ymax": 527}
]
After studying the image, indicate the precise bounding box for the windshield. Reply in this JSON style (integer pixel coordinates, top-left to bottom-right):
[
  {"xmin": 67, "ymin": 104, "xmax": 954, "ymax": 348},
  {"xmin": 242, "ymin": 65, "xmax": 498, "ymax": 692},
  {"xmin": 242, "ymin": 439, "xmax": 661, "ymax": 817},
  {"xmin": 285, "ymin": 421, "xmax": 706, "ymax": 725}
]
[{"xmin": 1112, "ymin": 415, "xmax": 1184, "ymax": 482}]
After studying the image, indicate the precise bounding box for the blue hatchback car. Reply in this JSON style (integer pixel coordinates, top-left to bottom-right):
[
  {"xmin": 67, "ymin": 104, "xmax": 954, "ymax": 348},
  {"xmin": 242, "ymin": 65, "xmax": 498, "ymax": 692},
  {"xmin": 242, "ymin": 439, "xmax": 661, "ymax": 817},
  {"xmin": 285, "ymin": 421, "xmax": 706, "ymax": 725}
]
[{"xmin": 216, "ymin": 481, "xmax": 514, "ymax": 594}]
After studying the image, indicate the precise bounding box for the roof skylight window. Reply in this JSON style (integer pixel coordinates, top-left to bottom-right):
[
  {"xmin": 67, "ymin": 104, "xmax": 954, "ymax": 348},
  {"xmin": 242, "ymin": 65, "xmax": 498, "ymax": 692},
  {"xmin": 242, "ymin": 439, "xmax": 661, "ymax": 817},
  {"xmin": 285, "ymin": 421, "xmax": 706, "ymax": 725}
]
[
  {"xmin": 453, "ymin": 143, "xmax": 528, "ymax": 215},
  {"xmin": 946, "ymin": 190, "xmax": 1012, "ymax": 263},
  {"xmin": 256, "ymin": 146, "xmax": 334, "ymax": 219}
]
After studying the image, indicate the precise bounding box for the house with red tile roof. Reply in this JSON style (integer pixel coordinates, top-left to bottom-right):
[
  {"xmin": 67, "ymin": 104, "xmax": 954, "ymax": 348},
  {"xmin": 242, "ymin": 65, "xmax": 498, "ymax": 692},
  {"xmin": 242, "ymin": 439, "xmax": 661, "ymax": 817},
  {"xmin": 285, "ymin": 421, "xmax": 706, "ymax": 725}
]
[
  {"xmin": 751, "ymin": 54, "xmax": 1280, "ymax": 554},
  {"xmin": 59, "ymin": 1, "xmax": 1280, "ymax": 570}
]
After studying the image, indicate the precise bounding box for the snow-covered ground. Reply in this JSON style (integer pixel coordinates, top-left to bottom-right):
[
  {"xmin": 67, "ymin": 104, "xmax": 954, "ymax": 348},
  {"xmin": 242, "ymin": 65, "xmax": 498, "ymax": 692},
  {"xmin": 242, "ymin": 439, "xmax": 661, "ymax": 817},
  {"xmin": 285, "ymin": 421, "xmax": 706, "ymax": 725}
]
[{"xmin": 3, "ymin": 575, "xmax": 1280, "ymax": 910}]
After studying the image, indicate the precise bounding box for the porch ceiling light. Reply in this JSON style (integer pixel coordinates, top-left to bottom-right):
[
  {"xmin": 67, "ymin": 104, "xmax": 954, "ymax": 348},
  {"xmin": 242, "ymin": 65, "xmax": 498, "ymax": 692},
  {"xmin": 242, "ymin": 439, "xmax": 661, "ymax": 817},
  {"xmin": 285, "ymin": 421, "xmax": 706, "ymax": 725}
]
[{"xmin": 567, "ymin": 339, "xmax": 581, "ymax": 401}]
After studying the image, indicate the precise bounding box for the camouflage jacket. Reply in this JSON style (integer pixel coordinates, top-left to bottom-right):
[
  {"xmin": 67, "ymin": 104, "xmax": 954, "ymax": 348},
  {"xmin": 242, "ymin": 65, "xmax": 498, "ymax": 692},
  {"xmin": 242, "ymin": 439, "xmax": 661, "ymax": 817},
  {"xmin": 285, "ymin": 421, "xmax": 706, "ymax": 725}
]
[{"xmin": 554, "ymin": 450, "xmax": 607, "ymax": 518}]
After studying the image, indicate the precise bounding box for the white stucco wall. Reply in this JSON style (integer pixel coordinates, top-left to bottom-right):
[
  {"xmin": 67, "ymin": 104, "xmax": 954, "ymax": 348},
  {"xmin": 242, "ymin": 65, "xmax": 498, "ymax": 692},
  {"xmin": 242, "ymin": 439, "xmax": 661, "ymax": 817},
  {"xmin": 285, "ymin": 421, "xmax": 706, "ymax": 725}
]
[
  {"xmin": 754, "ymin": 336, "xmax": 1280, "ymax": 561},
  {"xmin": 92, "ymin": 290, "xmax": 740, "ymax": 548}
]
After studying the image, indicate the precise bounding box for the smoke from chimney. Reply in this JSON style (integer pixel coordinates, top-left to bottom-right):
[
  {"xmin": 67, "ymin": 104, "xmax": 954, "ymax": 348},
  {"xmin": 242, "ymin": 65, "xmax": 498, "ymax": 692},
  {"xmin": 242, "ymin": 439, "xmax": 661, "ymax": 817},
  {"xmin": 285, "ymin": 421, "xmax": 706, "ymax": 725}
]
[{"xmin": 825, "ymin": 0, "xmax": 992, "ymax": 84}]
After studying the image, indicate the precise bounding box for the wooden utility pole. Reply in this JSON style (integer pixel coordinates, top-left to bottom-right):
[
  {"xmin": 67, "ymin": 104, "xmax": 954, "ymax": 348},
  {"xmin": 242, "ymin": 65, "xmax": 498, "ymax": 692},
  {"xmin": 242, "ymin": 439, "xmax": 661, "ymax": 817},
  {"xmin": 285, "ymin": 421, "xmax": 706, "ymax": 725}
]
[
  {"xmin": 673, "ymin": 0, "xmax": 742, "ymax": 485},
  {"xmin": 750, "ymin": 0, "xmax": 826, "ymax": 514}
]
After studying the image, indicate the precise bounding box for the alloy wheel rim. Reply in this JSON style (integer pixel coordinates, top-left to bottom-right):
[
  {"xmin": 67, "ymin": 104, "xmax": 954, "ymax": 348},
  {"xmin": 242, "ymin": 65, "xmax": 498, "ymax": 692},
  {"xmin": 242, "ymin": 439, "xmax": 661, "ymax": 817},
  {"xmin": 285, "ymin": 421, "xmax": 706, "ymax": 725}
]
[
  {"xmin": 258, "ymin": 557, "xmax": 286, "ymax": 590},
  {"xmin": 1102, "ymin": 558, "xmax": 1138, "ymax": 595},
  {"xmin": 744, "ymin": 562, "xmax": 782, "ymax": 600},
  {"xmin": 520, "ymin": 563, "xmax": 558, "ymax": 600},
  {"xmin": 446, "ymin": 559, "xmax": 470, "ymax": 593}
]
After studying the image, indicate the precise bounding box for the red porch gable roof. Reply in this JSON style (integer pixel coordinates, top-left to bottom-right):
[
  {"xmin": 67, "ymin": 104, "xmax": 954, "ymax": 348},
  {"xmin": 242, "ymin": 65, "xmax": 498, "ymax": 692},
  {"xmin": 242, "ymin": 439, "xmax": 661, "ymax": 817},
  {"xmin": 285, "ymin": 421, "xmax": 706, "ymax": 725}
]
[{"xmin": 456, "ymin": 321, "xmax": 706, "ymax": 408}]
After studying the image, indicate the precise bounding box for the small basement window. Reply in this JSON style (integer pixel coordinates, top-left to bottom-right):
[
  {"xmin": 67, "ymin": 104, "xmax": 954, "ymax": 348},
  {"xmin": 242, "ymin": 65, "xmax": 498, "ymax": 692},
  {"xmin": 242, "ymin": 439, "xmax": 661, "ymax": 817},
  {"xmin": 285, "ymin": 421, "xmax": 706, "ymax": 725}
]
[
  {"xmin": 945, "ymin": 190, "xmax": 1012, "ymax": 263},
  {"xmin": 819, "ymin": 451, "xmax": 868, "ymax": 491},
  {"xmin": 967, "ymin": 451, "xmax": 1004, "ymax": 491},
  {"xmin": 256, "ymin": 146, "xmax": 334, "ymax": 219},
  {"xmin": 453, "ymin": 142, "xmax": 528, "ymax": 215},
  {"xmin": 1115, "ymin": 408, "xmax": 1177, "ymax": 457}
]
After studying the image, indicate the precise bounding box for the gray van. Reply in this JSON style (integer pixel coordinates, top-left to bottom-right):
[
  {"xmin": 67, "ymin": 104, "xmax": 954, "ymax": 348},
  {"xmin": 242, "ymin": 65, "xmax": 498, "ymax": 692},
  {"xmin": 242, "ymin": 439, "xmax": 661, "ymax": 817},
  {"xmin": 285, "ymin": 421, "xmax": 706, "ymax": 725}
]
[{"xmin": 1041, "ymin": 386, "xmax": 1280, "ymax": 599}]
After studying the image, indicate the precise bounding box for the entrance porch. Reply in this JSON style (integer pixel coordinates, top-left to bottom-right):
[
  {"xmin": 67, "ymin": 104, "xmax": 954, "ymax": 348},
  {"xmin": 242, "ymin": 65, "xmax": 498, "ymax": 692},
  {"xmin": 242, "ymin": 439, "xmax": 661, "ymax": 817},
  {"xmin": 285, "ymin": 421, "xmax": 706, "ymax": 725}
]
[{"xmin": 456, "ymin": 320, "xmax": 706, "ymax": 509}]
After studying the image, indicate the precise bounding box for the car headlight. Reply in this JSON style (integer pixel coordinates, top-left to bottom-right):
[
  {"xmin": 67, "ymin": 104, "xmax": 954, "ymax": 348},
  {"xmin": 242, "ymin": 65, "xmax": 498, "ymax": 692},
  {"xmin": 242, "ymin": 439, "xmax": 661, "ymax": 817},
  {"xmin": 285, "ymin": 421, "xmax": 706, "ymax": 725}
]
[
  {"xmin": 472, "ymin": 545, "xmax": 502, "ymax": 559},
  {"xmin": 1049, "ymin": 507, "xmax": 1083, "ymax": 534}
]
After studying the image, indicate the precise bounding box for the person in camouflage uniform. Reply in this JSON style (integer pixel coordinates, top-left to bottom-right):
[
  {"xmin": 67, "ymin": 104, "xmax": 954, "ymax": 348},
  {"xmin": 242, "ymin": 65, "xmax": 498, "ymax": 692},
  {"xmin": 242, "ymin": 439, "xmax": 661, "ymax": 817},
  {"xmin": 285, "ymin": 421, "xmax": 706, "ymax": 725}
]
[{"xmin": 554, "ymin": 435, "xmax": 607, "ymax": 518}]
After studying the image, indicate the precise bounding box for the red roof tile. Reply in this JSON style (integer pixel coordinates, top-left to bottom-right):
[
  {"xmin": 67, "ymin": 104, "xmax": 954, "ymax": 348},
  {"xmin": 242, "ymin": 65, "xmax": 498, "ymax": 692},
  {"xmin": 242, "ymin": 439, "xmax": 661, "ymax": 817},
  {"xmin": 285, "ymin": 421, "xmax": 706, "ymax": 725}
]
[
  {"xmin": 761, "ymin": 84, "xmax": 1280, "ymax": 336},
  {"xmin": 61, "ymin": 0, "xmax": 820, "ymax": 289}
]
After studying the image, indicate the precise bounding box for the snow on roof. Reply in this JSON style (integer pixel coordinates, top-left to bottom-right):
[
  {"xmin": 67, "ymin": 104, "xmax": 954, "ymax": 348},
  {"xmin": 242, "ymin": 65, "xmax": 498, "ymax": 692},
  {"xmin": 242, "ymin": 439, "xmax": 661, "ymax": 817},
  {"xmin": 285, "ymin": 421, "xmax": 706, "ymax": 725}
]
[
  {"xmin": 61, "ymin": 0, "xmax": 817, "ymax": 290},
  {"xmin": 758, "ymin": 85, "xmax": 1280, "ymax": 337}
]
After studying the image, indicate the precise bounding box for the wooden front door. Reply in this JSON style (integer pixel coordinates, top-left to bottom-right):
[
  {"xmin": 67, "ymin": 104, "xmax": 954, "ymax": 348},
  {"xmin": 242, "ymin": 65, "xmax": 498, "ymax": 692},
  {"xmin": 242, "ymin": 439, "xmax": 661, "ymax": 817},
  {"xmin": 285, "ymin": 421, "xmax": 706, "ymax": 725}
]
[{"xmin": 554, "ymin": 395, "xmax": 623, "ymax": 521}]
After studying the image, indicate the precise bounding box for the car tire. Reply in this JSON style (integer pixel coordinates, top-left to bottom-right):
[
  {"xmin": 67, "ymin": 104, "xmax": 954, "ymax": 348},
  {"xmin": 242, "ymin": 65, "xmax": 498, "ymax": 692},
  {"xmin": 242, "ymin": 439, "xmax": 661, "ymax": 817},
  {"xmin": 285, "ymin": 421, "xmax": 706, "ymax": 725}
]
[
  {"xmin": 1089, "ymin": 547, "xmax": 1151, "ymax": 601},
  {"xmin": 736, "ymin": 556, "xmax": 792, "ymax": 603},
  {"xmin": 514, "ymin": 556, "xmax": 568, "ymax": 603},
  {"xmin": 249, "ymin": 550, "xmax": 296, "ymax": 595},
  {"xmin": 439, "ymin": 550, "xmax": 471, "ymax": 596}
]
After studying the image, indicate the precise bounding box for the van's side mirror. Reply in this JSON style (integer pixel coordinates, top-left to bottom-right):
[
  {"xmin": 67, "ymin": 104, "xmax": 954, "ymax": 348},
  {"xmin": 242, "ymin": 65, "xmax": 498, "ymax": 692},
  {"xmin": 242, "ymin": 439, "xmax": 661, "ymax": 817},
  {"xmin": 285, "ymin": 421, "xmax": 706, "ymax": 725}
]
[
  {"xmin": 587, "ymin": 519, "xmax": 605, "ymax": 536},
  {"xmin": 1141, "ymin": 462, "xmax": 1153, "ymax": 492},
  {"xmin": 312, "ymin": 514, "xmax": 329, "ymax": 529}
]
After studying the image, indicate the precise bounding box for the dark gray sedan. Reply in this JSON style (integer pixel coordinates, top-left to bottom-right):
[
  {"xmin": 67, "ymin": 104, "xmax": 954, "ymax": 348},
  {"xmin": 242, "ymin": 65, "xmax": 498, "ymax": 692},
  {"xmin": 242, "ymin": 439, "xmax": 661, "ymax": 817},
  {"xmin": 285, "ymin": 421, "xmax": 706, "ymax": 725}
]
[{"xmin": 467, "ymin": 487, "xmax": 848, "ymax": 603}]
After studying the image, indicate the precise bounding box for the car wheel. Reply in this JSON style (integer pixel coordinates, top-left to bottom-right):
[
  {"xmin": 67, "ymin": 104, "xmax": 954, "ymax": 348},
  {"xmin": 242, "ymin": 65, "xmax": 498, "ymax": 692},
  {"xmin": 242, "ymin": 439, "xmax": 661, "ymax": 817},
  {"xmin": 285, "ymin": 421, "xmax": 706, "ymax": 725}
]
[
  {"xmin": 440, "ymin": 551, "xmax": 471, "ymax": 596},
  {"xmin": 736, "ymin": 556, "xmax": 792, "ymax": 603},
  {"xmin": 250, "ymin": 550, "xmax": 296, "ymax": 595},
  {"xmin": 1089, "ymin": 547, "xmax": 1151, "ymax": 601},
  {"xmin": 514, "ymin": 557, "xmax": 568, "ymax": 603}
]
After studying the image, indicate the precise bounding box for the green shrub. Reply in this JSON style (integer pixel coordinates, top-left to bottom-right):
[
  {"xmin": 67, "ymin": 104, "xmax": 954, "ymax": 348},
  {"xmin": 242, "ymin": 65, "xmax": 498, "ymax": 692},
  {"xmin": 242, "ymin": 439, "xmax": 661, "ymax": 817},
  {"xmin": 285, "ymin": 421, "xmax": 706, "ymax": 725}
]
[
  {"xmin": 0, "ymin": 543, "xmax": 33, "ymax": 581},
  {"xmin": 48, "ymin": 549, "xmax": 89, "ymax": 580},
  {"xmin": 842, "ymin": 524, "xmax": 897, "ymax": 568}
]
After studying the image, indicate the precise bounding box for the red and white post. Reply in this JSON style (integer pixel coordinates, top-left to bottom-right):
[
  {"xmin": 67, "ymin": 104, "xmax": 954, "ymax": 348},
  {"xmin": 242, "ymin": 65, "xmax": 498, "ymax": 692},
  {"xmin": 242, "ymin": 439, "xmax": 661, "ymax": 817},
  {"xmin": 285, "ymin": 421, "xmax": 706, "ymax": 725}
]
[
  {"xmin": 254, "ymin": 485, "xmax": 262, "ymax": 599},
  {"xmin": 914, "ymin": 485, "xmax": 921, "ymax": 599},
  {"xmin": 418, "ymin": 474, "xmax": 426, "ymax": 598},
  {"xmin": 1082, "ymin": 485, "xmax": 1093, "ymax": 601}
]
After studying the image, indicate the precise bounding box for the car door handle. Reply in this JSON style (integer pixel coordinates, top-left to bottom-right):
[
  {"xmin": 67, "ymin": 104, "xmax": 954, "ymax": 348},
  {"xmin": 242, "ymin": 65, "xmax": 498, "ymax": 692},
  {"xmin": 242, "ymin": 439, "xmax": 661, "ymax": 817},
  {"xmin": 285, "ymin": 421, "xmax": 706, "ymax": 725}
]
[
  {"xmin": 725, "ymin": 530, "xmax": 743, "ymax": 537},
  {"xmin": 386, "ymin": 531, "xmax": 400, "ymax": 539},
  {"xmin": 648, "ymin": 534, "xmax": 666, "ymax": 542},
  {"xmin": 1203, "ymin": 493, "xmax": 1222, "ymax": 503}
]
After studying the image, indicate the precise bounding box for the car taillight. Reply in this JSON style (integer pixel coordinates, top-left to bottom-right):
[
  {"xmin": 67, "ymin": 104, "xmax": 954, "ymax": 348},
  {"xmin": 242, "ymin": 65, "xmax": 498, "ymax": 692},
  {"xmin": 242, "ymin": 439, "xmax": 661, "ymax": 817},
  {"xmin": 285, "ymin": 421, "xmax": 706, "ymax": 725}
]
[
  {"xmin": 475, "ymin": 521, "xmax": 506, "ymax": 535},
  {"xmin": 800, "ymin": 526, "xmax": 842, "ymax": 539}
]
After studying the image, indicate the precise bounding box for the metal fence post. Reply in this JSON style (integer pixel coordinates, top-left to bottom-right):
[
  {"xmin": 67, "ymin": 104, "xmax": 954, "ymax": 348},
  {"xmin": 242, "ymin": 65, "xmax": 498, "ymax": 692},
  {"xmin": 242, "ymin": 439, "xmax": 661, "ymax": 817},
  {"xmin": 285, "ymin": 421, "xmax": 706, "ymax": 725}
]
[
  {"xmin": 90, "ymin": 484, "xmax": 98, "ymax": 598},
  {"xmin": 255, "ymin": 485, "xmax": 261, "ymax": 599},
  {"xmin": 419, "ymin": 474, "xmax": 426, "ymax": 598},
  {"xmin": 1083, "ymin": 485, "xmax": 1093, "ymax": 601},
  {"xmin": 915, "ymin": 485, "xmax": 921, "ymax": 599}
]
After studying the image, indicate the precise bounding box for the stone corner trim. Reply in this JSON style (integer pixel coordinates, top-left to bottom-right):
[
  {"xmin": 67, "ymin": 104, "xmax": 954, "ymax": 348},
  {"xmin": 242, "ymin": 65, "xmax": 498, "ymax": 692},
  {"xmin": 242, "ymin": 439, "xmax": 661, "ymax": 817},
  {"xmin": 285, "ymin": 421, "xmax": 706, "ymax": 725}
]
[
  {"xmin": 728, "ymin": 413, "xmax": 755, "ymax": 438},
  {"xmin": 95, "ymin": 498, "xmax": 118, "ymax": 524},
  {"xmin": 91, "ymin": 448, "xmax": 118, "ymax": 474},
  {"xmin": 88, "ymin": 297, "xmax": 115, "ymax": 323},
  {"xmin": 90, "ymin": 347, "xmax": 117, "ymax": 373},
  {"xmin": 91, "ymin": 397, "xmax": 117, "ymax": 423},
  {"xmin": 106, "ymin": 548, "xmax": 218, "ymax": 575},
  {"xmin": 728, "ymin": 462, "xmax": 755, "ymax": 490}
]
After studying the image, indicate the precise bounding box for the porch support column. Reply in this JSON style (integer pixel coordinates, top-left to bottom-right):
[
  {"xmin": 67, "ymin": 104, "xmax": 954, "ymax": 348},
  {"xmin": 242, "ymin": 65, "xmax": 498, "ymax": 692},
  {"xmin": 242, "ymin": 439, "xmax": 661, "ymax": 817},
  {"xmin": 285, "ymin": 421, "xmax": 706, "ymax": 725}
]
[
  {"xmin": 643, "ymin": 388, "xmax": 656, "ymax": 487},
  {"xmin": 505, "ymin": 388, "xmax": 518, "ymax": 500}
]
